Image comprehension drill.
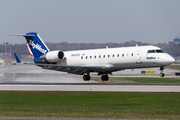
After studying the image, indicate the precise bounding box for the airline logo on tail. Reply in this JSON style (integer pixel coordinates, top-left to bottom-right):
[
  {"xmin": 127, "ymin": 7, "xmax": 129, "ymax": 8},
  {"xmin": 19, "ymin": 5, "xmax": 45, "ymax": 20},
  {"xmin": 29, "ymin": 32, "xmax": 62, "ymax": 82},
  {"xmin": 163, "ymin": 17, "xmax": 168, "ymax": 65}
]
[
  {"xmin": 28, "ymin": 39, "xmax": 47, "ymax": 54},
  {"xmin": 26, "ymin": 42, "xmax": 34, "ymax": 58}
]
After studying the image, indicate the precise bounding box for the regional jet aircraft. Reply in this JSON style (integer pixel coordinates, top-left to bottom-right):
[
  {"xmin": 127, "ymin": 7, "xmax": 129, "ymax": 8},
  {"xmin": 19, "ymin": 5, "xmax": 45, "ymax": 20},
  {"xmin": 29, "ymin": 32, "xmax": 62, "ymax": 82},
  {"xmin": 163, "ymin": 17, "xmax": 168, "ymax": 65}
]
[{"xmin": 12, "ymin": 32, "xmax": 175, "ymax": 81}]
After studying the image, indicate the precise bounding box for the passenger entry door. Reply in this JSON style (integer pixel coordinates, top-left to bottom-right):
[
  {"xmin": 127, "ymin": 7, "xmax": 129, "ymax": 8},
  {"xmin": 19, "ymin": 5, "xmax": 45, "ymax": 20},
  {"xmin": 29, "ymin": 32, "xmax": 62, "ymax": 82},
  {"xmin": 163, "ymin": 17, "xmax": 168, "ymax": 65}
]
[{"xmin": 136, "ymin": 51, "xmax": 142, "ymax": 64}]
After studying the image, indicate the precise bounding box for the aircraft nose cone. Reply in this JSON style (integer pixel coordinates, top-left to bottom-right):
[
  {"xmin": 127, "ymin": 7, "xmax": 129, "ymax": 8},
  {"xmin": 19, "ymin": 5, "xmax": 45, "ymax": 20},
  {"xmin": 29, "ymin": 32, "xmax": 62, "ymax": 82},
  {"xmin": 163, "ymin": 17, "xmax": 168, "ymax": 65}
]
[
  {"xmin": 161, "ymin": 54, "xmax": 175, "ymax": 66},
  {"xmin": 169, "ymin": 57, "xmax": 175, "ymax": 63},
  {"xmin": 165, "ymin": 55, "xmax": 175, "ymax": 65}
]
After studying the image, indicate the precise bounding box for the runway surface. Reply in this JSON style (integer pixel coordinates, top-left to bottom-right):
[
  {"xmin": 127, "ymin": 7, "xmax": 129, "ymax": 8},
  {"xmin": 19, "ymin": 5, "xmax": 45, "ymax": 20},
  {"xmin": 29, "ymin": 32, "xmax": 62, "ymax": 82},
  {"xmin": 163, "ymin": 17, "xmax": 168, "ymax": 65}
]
[
  {"xmin": 0, "ymin": 84, "xmax": 180, "ymax": 92},
  {"xmin": 0, "ymin": 64, "xmax": 180, "ymax": 92}
]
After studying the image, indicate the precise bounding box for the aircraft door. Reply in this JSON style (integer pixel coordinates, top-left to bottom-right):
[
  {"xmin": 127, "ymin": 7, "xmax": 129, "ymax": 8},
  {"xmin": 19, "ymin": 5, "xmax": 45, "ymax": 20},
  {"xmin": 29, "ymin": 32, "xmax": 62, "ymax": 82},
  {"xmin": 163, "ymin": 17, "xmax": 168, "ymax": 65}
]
[{"xmin": 136, "ymin": 51, "xmax": 142, "ymax": 64}]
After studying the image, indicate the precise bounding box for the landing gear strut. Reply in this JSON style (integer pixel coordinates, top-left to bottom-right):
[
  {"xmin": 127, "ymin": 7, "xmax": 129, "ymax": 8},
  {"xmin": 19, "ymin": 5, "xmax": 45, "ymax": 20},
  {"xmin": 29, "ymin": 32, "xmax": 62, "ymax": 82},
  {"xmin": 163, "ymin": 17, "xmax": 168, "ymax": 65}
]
[
  {"xmin": 101, "ymin": 75, "xmax": 109, "ymax": 81},
  {"xmin": 160, "ymin": 66, "xmax": 165, "ymax": 77}
]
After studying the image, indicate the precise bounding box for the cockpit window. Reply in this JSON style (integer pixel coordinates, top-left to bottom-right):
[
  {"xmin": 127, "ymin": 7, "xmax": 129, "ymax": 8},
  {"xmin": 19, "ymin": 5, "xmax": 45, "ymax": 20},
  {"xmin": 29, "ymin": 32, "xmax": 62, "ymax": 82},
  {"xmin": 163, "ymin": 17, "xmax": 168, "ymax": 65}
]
[
  {"xmin": 156, "ymin": 50, "xmax": 164, "ymax": 53},
  {"xmin": 147, "ymin": 50, "xmax": 156, "ymax": 53},
  {"xmin": 148, "ymin": 49, "xmax": 165, "ymax": 53}
]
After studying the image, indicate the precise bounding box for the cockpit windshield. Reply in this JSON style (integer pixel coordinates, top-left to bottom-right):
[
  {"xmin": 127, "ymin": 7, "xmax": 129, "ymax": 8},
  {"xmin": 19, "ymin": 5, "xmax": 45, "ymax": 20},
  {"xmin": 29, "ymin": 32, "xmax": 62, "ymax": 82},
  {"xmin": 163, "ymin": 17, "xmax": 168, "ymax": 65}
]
[
  {"xmin": 147, "ymin": 50, "xmax": 156, "ymax": 53},
  {"xmin": 147, "ymin": 49, "xmax": 164, "ymax": 53},
  {"xmin": 156, "ymin": 50, "xmax": 164, "ymax": 53}
]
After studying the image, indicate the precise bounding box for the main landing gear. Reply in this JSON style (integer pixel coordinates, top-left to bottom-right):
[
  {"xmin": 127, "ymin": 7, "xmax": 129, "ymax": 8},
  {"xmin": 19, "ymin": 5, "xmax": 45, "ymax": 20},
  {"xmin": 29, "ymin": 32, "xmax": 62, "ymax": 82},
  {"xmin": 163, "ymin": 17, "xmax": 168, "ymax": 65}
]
[
  {"xmin": 83, "ymin": 73, "xmax": 109, "ymax": 81},
  {"xmin": 101, "ymin": 75, "xmax": 109, "ymax": 81},
  {"xmin": 83, "ymin": 75, "xmax": 91, "ymax": 81},
  {"xmin": 160, "ymin": 66, "xmax": 165, "ymax": 77}
]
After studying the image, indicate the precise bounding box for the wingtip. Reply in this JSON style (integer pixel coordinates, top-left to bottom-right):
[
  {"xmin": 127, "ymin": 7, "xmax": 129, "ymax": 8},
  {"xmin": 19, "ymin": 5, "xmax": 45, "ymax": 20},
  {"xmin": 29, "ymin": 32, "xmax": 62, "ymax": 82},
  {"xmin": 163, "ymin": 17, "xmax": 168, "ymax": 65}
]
[{"xmin": 14, "ymin": 53, "xmax": 21, "ymax": 63}]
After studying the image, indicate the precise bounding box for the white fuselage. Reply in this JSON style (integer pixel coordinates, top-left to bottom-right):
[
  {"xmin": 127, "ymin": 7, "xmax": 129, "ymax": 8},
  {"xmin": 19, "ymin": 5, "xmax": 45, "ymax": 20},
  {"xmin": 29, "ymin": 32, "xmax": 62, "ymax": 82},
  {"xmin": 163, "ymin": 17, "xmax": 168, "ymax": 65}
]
[{"xmin": 57, "ymin": 45, "xmax": 175, "ymax": 72}]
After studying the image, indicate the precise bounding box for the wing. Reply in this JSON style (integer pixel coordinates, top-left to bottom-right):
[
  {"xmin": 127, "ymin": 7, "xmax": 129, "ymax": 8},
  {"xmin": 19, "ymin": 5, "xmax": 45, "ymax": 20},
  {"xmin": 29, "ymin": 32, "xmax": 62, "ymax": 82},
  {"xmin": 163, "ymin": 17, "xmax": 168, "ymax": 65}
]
[
  {"xmin": 36, "ymin": 63, "xmax": 107, "ymax": 75},
  {"xmin": 14, "ymin": 53, "xmax": 21, "ymax": 63},
  {"xmin": 14, "ymin": 53, "xmax": 113, "ymax": 75}
]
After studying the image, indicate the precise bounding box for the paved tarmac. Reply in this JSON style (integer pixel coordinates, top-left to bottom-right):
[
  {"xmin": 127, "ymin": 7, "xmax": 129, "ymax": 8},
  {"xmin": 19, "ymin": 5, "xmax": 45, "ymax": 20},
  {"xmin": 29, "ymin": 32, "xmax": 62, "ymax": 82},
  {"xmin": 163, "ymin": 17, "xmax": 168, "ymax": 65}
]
[
  {"xmin": 0, "ymin": 64, "xmax": 180, "ymax": 92},
  {"xmin": 0, "ymin": 64, "xmax": 180, "ymax": 83},
  {"xmin": 0, "ymin": 64, "xmax": 90, "ymax": 83},
  {"xmin": 0, "ymin": 84, "xmax": 180, "ymax": 92}
]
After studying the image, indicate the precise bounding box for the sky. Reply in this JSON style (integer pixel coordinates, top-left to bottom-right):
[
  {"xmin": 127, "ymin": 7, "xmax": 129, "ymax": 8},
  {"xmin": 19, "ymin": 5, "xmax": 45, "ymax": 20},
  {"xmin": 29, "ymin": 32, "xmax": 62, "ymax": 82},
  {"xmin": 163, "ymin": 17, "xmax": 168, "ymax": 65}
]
[{"xmin": 0, "ymin": 0, "xmax": 180, "ymax": 44}]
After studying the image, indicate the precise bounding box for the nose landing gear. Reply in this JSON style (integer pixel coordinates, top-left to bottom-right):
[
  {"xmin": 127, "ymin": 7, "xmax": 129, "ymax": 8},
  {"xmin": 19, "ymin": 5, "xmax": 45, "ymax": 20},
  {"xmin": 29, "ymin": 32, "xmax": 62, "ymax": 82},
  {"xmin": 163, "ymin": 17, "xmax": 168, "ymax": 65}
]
[{"xmin": 160, "ymin": 67, "xmax": 165, "ymax": 77}]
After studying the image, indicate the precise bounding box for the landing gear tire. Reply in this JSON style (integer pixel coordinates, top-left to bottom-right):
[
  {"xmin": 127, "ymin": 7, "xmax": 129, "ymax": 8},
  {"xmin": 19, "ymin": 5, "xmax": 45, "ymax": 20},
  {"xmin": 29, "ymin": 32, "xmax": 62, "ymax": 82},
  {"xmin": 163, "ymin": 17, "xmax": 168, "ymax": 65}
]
[
  {"xmin": 160, "ymin": 67, "xmax": 165, "ymax": 77},
  {"xmin": 83, "ymin": 75, "xmax": 91, "ymax": 81},
  {"xmin": 101, "ymin": 75, "xmax": 109, "ymax": 81},
  {"xmin": 160, "ymin": 73, "xmax": 165, "ymax": 77}
]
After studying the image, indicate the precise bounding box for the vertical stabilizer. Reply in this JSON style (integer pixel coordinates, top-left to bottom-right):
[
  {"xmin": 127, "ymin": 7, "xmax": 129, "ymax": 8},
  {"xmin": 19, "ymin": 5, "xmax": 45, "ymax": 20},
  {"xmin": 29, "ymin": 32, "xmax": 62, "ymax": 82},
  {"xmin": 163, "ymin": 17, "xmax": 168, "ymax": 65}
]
[{"xmin": 24, "ymin": 32, "xmax": 50, "ymax": 58}]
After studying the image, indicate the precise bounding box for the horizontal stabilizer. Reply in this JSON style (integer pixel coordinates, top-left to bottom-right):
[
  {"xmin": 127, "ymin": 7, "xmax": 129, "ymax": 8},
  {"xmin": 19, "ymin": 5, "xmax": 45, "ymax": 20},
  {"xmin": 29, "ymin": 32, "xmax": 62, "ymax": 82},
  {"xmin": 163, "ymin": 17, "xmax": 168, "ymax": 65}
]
[{"xmin": 7, "ymin": 34, "xmax": 34, "ymax": 37}]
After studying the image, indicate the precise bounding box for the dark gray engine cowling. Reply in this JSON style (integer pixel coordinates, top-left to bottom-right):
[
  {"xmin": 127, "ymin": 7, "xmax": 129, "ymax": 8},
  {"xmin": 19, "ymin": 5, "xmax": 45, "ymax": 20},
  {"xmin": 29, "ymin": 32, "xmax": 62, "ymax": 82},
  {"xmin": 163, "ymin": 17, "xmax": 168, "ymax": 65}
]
[{"xmin": 40, "ymin": 50, "xmax": 64, "ymax": 62}]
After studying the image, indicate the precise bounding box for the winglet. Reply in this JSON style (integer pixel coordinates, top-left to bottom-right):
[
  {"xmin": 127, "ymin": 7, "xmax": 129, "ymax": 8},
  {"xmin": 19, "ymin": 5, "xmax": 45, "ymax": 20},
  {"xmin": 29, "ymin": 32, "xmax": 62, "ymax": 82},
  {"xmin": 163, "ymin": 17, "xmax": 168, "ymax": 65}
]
[{"xmin": 14, "ymin": 53, "xmax": 21, "ymax": 63}]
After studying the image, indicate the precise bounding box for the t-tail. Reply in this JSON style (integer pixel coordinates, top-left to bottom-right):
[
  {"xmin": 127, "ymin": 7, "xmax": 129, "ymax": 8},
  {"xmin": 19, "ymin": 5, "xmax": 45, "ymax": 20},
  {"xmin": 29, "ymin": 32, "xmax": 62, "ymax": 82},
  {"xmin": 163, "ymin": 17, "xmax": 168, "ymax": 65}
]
[
  {"xmin": 23, "ymin": 32, "xmax": 50, "ymax": 63},
  {"xmin": 9, "ymin": 32, "xmax": 64, "ymax": 64}
]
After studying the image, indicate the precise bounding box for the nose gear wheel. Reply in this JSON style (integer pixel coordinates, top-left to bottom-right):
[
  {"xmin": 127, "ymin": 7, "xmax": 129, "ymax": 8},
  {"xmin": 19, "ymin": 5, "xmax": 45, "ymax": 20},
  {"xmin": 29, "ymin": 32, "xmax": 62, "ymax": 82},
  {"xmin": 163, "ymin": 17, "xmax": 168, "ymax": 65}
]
[{"xmin": 160, "ymin": 67, "xmax": 165, "ymax": 77}]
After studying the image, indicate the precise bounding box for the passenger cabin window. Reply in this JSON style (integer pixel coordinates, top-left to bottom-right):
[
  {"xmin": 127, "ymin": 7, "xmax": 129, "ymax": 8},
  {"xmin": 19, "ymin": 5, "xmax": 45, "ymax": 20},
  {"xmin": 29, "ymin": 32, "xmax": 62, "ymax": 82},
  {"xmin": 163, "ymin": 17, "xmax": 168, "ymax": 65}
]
[
  {"xmin": 122, "ymin": 54, "xmax": 124, "ymax": 57},
  {"xmin": 108, "ymin": 55, "xmax": 110, "ymax": 58},
  {"xmin": 86, "ymin": 56, "xmax": 88, "ymax": 59},
  {"xmin": 112, "ymin": 54, "xmax": 114, "ymax": 57},
  {"xmin": 131, "ymin": 53, "xmax": 133, "ymax": 56},
  {"xmin": 117, "ymin": 54, "xmax": 119, "ymax": 57},
  {"xmin": 147, "ymin": 50, "xmax": 156, "ymax": 53},
  {"xmin": 90, "ymin": 56, "xmax": 92, "ymax": 59},
  {"xmin": 81, "ymin": 56, "xmax": 83, "ymax": 59},
  {"xmin": 99, "ymin": 55, "xmax": 101, "ymax": 58},
  {"xmin": 103, "ymin": 55, "xmax": 105, "ymax": 58},
  {"xmin": 94, "ymin": 56, "xmax": 96, "ymax": 59}
]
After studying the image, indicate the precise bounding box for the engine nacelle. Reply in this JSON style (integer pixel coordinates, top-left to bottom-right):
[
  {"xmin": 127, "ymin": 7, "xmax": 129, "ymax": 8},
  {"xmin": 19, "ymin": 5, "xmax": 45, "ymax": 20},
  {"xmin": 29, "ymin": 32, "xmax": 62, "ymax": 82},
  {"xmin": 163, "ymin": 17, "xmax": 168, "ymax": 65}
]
[{"xmin": 40, "ymin": 50, "xmax": 64, "ymax": 63}]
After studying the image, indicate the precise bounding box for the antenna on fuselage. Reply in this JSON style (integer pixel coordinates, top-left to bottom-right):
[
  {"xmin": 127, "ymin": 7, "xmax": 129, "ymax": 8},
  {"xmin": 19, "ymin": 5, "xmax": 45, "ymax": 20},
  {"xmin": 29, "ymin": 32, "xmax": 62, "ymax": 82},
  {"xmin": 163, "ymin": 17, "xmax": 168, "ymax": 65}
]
[
  {"xmin": 106, "ymin": 46, "xmax": 109, "ymax": 49},
  {"xmin": 135, "ymin": 44, "xmax": 138, "ymax": 47}
]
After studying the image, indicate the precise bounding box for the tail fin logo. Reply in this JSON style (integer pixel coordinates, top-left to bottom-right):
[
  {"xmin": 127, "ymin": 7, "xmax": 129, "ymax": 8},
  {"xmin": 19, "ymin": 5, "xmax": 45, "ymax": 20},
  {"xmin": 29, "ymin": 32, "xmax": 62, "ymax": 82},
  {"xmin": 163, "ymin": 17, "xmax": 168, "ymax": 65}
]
[{"xmin": 29, "ymin": 40, "xmax": 47, "ymax": 54}]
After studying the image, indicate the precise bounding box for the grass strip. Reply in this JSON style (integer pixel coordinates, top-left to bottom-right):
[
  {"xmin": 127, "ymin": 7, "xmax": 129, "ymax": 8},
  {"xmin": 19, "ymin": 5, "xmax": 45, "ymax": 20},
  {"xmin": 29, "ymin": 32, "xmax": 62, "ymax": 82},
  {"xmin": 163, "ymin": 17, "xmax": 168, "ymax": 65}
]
[
  {"xmin": 0, "ymin": 92, "xmax": 180, "ymax": 119},
  {"xmin": 92, "ymin": 77, "xmax": 180, "ymax": 84},
  {"xmin": 165, "ymin": 65, "xmax": 180, "ymax": 70}
]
